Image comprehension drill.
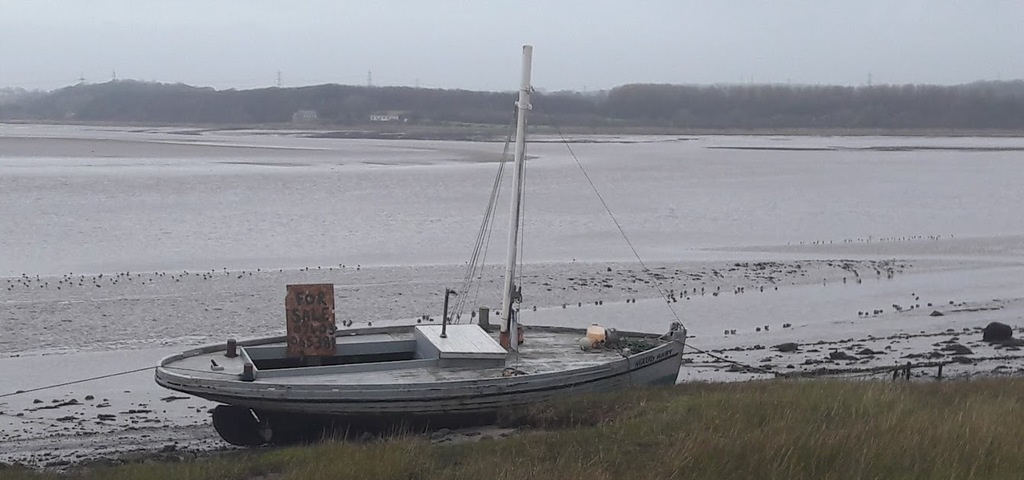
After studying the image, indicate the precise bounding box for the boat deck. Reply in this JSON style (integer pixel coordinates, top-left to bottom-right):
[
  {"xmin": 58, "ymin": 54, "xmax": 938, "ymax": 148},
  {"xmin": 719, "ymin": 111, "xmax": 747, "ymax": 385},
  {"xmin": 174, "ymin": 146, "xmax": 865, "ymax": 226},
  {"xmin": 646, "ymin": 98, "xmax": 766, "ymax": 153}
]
[{"xmin": 161, "ymin": 327, "xmax": 634, "ymax": 386}]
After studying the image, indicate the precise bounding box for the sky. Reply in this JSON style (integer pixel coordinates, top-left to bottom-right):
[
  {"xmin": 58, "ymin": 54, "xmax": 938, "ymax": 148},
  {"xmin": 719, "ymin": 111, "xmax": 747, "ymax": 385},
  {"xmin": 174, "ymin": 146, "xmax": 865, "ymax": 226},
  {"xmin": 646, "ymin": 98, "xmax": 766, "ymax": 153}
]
[{"xmin": 2, "ymin": 1, "xmax": 1023, "ymax": 92}]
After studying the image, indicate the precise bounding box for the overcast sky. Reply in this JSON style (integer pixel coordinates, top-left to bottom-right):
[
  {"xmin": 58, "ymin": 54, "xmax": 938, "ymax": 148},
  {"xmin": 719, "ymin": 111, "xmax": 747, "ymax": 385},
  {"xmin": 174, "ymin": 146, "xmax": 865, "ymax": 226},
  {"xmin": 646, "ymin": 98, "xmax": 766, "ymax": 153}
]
[{"xmin": 2, "ymin": 1, "xmax": 1022, "ymax": 92}]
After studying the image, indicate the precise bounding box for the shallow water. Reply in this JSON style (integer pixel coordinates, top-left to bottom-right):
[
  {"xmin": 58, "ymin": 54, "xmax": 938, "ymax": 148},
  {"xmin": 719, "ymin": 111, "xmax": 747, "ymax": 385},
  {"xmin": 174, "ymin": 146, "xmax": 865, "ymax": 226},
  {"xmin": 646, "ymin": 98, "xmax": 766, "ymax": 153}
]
[{"xmin": 3, "ymin": 125, "xmax": 1024, "ymax": 277}]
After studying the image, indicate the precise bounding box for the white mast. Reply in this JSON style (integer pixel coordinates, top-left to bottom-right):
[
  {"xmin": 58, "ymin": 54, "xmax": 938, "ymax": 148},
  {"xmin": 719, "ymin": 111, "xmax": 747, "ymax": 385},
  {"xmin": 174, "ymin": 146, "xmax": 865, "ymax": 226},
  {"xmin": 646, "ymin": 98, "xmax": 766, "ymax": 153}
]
[{"xmin": 499, "ymin": 45, "xmax": 532, "ymax": 352}]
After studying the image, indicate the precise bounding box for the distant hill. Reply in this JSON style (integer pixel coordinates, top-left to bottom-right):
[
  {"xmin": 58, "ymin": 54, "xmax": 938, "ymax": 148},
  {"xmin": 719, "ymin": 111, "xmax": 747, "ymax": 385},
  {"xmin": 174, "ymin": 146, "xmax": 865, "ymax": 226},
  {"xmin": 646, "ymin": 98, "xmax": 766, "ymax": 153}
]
[{"xmin": 2, "ymin": 79, "xmax": 1024, "ymax": 131}]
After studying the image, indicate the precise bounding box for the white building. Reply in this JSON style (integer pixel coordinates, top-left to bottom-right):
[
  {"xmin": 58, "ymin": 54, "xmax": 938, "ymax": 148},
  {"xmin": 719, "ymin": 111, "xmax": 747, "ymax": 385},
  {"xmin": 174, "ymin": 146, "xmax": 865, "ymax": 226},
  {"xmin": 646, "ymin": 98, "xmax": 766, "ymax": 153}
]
[
  {"xmin": 368, "ymin": 112, "xmax": 404, "ymax": 122},
  {"xmin": 292, "ymin": 110, "xmax": 319, "ymax": 123}
]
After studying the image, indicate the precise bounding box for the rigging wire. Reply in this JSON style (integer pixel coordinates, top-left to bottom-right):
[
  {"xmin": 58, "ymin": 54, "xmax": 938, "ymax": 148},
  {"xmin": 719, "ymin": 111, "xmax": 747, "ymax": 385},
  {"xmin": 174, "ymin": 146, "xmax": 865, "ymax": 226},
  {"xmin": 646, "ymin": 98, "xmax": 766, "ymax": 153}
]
[
  {"xmin": 463, "ymin": 115, "xmax": 516, "ymax": 320},
  {"xmin": 468, "ymin": 215, "xmax": 497, "ymax": 321},
  {"xmin": 517, "ymin": 117, "xmax": 528, "ymax": 317},
  {"xmin": 471, "ymin": 122, "xmax": 517, "ymax": 321},
  {"xmin": 451, "ymin": 112, "xmax": 517, "ymax": 322},
  {"xmin": 451, "ymin": 113, "xmax": 513, "ymax": 319},
  {"xmin": 536, "ymin": 101, "xmax": 778, "ymax": 376},
  {"xmin": 510, "ymin": 116, "xmax": 528, "ymax": 366},
  {"xmin": 535, "ymin": 102, "xmax": 683, "ymax": 326}
]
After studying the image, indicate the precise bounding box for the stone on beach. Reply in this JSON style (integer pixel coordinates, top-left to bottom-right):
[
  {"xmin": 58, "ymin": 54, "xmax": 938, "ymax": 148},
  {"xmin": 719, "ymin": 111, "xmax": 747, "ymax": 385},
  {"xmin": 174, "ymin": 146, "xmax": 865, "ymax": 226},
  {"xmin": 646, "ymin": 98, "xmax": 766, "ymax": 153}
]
[
  {"xmin": 828, "ymin": 351, "xmax": 858, "ymax": 361},
  {"xmin": 774, "ymin": 342, "xmax": 799, "ymax": 353},
  {"xmin": 982, "ymin": 322, "xmax": 1013, "ymax": 342},
  {"xmin": 939, "ymin": 343, "xmax": 973, "ymax": 355}
]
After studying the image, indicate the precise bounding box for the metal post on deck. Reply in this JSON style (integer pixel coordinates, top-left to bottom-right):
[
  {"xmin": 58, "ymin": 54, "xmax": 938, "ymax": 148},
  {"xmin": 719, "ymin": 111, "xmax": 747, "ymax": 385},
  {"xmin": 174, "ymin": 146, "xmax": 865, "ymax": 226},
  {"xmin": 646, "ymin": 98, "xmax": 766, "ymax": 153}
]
[{"xmin": 441, "ymin": 288, "xmax": 457, "ymax": 338}]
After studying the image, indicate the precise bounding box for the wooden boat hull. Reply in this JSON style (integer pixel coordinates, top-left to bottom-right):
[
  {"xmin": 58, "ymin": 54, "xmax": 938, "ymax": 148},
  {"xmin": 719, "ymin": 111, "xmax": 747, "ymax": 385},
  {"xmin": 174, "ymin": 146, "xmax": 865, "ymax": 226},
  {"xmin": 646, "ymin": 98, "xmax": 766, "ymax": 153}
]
[
  {"xmin": 156, "ymin": 324, "xmax": 685, "ymax": 444},
  {"xmin": 158, "ymin": 327, "xmax": 677, "ymax": 400},
  {"xmin": 158, "ymin": 345, "xmax": 680, "ymax": 416}
]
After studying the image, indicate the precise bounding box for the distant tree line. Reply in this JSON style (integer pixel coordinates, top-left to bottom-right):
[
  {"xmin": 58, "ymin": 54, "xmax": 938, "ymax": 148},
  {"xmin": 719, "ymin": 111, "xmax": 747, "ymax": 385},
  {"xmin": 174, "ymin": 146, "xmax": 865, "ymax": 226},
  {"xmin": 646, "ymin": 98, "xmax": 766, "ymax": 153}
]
[
  {"xmin": 603, "ymin": 81, "xmax": 1024, "ymax": 130},
  {"xmin": 1, "ymin": 79, "xmax": 1023, "ymax": 130},
  {"xmin": 0, "ymin": 87, "xmax": 45, "ymax": 106}
]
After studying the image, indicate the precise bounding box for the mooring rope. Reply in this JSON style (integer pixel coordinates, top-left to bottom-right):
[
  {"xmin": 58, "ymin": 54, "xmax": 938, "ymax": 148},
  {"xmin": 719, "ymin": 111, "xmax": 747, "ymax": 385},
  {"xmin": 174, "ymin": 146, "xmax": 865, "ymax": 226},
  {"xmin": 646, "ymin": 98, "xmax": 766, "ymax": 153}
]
[
  {"xmin": 682, "ymin": 343, "xmax": 778, "ymax": 376},
  {"xmin": 536, "ymin": 101, "xmax": 683, "ymax": 324},
  {"xmin": 0, "ymin": 365, "xmax": 157, "ymax": 399},
  {"xmin": 536, "ymin": 100, "xmax": 777, "ymax": 377}
]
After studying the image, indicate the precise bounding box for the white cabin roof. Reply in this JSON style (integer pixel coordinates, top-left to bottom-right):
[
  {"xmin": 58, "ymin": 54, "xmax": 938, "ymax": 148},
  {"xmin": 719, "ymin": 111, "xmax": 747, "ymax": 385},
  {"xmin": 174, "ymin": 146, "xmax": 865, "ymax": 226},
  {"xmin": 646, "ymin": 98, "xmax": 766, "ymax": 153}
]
[{"xmin": 415, "ymin": 324, "xmax": 507, "ymax": 360}]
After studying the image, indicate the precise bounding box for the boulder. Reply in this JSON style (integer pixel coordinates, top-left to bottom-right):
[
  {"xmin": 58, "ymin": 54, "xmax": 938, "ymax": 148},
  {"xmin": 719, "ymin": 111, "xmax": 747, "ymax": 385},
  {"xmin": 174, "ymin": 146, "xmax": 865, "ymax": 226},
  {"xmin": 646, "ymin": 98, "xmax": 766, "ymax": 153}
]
[
  {"xmin": 940, "ymin": 343, "xmax": 973, "ymax": 355},
  {"xmin": 983, "ymin": 322, "xmax": 1013, "ymax": 342},
  {"xmin": 828, "ymin": 351, "xmax": 858, "ymax": 361},
  {"xmin": 430, "ymin": 428, "xmax": 451, "ymax": 440},
  {"xmin": 929, "ymin": 310, "xmax": 944, "ymax": 317},
  {"xmin": 774, "ymin": 342, "xmax": 799, "ymax": 353}
]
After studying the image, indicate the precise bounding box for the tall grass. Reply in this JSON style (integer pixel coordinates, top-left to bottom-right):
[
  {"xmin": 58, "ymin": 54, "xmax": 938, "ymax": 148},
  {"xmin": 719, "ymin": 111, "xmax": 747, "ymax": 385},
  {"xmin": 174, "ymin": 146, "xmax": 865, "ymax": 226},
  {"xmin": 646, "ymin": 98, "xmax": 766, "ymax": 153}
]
[{"xmin": 4, "ymin": 379, "xmax": 1024, "ymax": 479}]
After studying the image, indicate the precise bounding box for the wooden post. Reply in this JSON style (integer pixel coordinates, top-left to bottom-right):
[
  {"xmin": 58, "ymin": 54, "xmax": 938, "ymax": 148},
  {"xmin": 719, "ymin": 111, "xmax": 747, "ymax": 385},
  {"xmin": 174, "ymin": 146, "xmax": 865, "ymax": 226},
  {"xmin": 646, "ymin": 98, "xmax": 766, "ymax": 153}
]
[{"xmin": 937, "ymin": 363, "xmax": 944, "ymax": 380}]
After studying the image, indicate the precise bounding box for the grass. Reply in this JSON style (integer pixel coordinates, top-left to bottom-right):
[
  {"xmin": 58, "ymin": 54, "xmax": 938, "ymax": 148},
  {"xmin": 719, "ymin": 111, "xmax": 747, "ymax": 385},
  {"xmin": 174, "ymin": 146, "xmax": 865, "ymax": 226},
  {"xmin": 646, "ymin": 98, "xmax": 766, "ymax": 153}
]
[{"xmin": 4, "ymin": 379, "xmax": 1024, "ymax": 479}]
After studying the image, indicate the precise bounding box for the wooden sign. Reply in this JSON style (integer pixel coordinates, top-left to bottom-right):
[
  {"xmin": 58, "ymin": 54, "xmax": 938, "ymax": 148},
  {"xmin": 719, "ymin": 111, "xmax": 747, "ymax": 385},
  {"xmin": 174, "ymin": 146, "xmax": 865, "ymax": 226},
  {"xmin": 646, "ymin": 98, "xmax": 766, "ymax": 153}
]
[{"xmin": 285, "ymin": 284, "xmax": 337, "ymax": 357}]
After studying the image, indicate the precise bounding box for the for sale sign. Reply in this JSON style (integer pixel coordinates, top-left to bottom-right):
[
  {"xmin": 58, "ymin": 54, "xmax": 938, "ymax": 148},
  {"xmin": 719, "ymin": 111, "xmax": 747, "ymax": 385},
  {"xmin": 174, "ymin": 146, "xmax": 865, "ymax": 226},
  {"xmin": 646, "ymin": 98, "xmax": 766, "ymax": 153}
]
[{"xmin": 285, "ymin": 284, "xmax": 337, "ymax": 357}]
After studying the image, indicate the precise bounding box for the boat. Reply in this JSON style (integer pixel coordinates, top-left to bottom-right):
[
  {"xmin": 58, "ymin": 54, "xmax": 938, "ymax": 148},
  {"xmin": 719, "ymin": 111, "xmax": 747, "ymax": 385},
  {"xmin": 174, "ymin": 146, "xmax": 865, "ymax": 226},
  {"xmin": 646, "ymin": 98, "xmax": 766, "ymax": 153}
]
[{"xmin": 155, "ymin": 45, "xmax": 687, "ymax": 446}]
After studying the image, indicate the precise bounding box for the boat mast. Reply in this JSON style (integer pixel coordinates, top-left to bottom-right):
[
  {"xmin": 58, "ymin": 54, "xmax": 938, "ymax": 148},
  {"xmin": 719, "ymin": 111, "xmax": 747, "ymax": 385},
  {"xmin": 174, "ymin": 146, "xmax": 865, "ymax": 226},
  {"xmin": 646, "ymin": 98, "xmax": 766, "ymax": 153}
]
[{"xmin": 499, "ymin": 44, "xmax": 532, "ymax": 352}]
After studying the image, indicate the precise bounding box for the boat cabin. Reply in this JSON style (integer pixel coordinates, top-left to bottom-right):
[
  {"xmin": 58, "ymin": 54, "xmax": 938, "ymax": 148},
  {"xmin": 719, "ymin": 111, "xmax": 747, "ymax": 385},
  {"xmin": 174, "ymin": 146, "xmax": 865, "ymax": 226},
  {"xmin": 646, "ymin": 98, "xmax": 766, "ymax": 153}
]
[{"xmin": 237, "ymin": 324, "xmax": 507, "ymax": 381}]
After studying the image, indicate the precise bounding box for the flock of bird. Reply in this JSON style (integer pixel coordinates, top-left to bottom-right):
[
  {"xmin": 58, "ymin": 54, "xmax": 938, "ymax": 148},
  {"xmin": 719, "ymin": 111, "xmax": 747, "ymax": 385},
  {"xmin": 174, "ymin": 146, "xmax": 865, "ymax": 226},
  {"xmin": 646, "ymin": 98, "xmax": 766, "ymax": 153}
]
[
  {"xmin": 3, "ymin": 239, "xmax": 960, "ymax": 340},
  {"xmin": 796, "ymin": 234, "xmax": 951, "ymax": 246},
  {"xmin": 3, "ymin": 264, "xmax": 369, "ymax": 293}
]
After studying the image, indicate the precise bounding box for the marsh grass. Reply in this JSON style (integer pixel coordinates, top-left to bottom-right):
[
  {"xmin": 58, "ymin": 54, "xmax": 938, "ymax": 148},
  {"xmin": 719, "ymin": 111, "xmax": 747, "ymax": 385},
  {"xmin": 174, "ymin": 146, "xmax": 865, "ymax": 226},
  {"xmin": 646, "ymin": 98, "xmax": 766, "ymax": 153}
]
[{"xmin": 5, "ymin": 379, "xmax": 1024, "ymax": 479}]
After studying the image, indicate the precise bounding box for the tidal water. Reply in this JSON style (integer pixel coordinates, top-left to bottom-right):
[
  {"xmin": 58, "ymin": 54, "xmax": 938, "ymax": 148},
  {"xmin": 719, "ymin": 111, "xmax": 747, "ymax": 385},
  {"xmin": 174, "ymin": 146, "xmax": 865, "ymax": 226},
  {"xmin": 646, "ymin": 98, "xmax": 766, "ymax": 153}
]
[{"xmin": 2, "ymin": 124, "xmax": 1023, "ymax": 277}]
